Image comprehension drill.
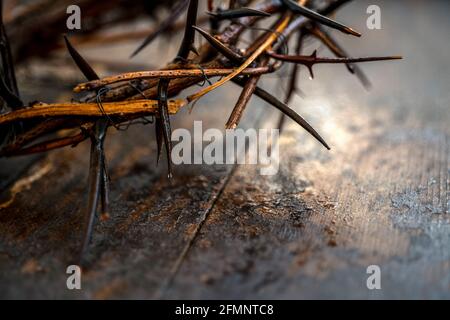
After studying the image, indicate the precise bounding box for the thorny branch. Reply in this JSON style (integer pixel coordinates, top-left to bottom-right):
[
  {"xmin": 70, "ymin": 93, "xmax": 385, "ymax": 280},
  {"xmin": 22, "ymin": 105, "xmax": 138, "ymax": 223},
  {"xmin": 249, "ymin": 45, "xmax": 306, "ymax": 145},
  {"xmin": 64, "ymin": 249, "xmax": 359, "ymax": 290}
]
[{"xmin": 0, "ymin": 0, "xmax": 402, "ymax": 262}]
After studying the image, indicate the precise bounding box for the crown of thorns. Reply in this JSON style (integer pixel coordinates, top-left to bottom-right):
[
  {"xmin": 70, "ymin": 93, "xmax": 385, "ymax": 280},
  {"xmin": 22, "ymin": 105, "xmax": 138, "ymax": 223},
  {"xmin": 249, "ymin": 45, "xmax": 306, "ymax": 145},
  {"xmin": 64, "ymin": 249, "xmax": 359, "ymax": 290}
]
[{"xmin": 0, "ymin": 0, "xmax": 401, "ymax": 263}]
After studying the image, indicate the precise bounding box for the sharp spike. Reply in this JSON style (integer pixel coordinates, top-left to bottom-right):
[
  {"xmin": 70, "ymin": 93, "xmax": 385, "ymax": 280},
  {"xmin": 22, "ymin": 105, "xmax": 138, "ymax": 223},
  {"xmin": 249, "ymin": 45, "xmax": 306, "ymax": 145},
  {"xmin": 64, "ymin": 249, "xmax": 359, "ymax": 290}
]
[
  {"xmin": 175, "ymin": 0, "xmax": 199, "ymax": 61},
  {"xmin": 130, "ymin": 0, "xmax": 190, "ymax": 58},
  {"xmin": 155, "ymin": 118, "xmax": 164, "ymax": 165},
  {"xmin": 78, "ymin": 123, "xmax": 108, "ymax": 264},
  {"xmin": 64, "ymin": 35, "xmax": 112, "ymax": 262},
  {"xmin": 232, "ymin": 78, "xmax": 330, "ymax": 150},
  {"xmin": 190, "ymin": 44, "xmax": 199, "ymax": 56},
  {"xmin": 279, "ymin": 31, "xmax": 306, "ymax": 132},
  {"xmin": 0, "ymin": 2, "xmax": 18, "ymax": 92},
  {"xmin": 206, "ymin": 8, "xmax": 271, "ymax": 20},
  {"xmin": 0, "ymin": 76, "xmax": 23, "ymax": 109},
  {"xmin": 100, "ymin": 157, "xmax": 110, "ymax": 217},
  {"xmin": 307, "ymin": 65, "xmax": 314, "ymax": 79},
  {"xmin": 158, "ymin": 79, "xmax": 173, "ymax": 179},
  {"xmin": 268, "ymin": 50, "xmax": 402, "ymax": 68},
  {"xmin": 310, "ymin": 26, "xmax": 372, "ymax": 89},
  {"xmin": 281, "ymin": 0, "xmax": 361, "ymax": 37},
  {"xmin": 64, "ymin": 35, "xmax": 99, "ymax": 81}
]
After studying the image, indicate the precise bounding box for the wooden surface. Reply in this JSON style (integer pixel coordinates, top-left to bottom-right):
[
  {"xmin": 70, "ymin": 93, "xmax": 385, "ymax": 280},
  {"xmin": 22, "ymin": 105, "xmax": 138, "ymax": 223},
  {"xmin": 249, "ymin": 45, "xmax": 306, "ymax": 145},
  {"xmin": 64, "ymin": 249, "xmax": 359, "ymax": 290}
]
[{"xmin": 1, "ymin": 0, "xmax": 449, "ymax": 299}]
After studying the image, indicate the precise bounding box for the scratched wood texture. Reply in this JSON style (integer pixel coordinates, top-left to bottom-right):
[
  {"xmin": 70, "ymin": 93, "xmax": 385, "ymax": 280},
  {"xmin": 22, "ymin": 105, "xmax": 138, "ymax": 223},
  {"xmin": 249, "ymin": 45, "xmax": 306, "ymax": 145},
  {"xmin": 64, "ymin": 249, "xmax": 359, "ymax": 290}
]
[{"xmin": 0, "ymin": 0, "xmax": 449, "ymax": 299}]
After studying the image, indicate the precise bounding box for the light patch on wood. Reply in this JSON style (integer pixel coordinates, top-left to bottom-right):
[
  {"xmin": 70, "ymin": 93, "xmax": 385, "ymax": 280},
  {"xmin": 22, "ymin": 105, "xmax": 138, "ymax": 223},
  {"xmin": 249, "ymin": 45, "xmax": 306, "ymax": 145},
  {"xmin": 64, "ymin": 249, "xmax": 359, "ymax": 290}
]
[{"xmin": 0, "ymin": 163, "xmax": 52, "ymax": 210}]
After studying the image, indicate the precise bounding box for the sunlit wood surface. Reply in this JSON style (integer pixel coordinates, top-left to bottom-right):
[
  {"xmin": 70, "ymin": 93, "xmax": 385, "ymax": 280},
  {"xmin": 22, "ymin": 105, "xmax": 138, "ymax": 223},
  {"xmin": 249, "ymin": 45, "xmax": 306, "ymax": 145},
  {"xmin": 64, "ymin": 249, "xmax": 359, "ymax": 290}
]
[{"xmin": 0, "ymin": 0, "xmax": 449, "ymax": 299}]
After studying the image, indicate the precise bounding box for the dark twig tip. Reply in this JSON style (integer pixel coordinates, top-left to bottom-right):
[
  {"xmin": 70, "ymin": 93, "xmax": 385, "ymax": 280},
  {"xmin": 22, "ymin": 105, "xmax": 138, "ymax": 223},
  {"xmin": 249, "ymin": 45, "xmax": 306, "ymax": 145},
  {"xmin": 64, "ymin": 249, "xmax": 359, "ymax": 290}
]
[{"xmin": 346, "ymin": 27, "xmax": 362, "ymax": 37}]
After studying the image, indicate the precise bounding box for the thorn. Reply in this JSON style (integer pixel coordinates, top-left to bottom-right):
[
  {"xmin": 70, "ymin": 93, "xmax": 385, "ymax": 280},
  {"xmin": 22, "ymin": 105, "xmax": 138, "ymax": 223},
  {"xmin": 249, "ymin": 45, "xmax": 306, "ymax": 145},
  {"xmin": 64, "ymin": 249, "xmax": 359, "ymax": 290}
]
[
  {"xmin": 78, "ymin": 129, "xmax": 107, "ymax": 263},
  {"xmin": 280, "ymin": 0, "xmax": 361, "ymax": 37},
  {"xmin": 190, "ymin": 44, "xmax": 199, "ymax": 56},
  {"xmin": 64, "ymin": 35, "xmax": 99, "ymax": 81},
  {"xmin": 0, "ymin": 76, "xmax": 23, "ymax": 109},
  {"xmin": 206, "ymin": 11, "xmax": 218, "ymax": 18},
  {"xmin": 345, "ymin": 27, "xmax": 361, "ymax": 38},
  {"xmin": 130, "ymin": 0, "xmax": 190, "ymax": 58},
  {"xmin": 0, "ymin": 1, "xmax": 23, "ymax": 99},
  {"xmin": 157, "ymin": 79, "xmax": 173, "ymax": 179},
  {"xmin": 155, "ymin": 118, "xmax": 163, "ymax": 165},
  {"xmin": 267, "ymin": 50, "xmax": 402, "ymax": 70},
  {"xmin": 309, "ymin": 26, "xmax": 372, "ymax": 89},
  {"xmin": 192, "ymin": 25, "xmax": 243, "ymax": 63},
  {"xmin": 226, "ymin": 72, "xmax": 262, "ymax": 129},
  {"xmin": 65, "ymin": 35, "xmax": 112, "ymax": 263},
  {"xmin": 232, "ymin": 78, "xmax": 330, "ymax": 150},
  {"xmin": 175, "ymin": 0, "xmax": 199, "ymax": 61}
]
